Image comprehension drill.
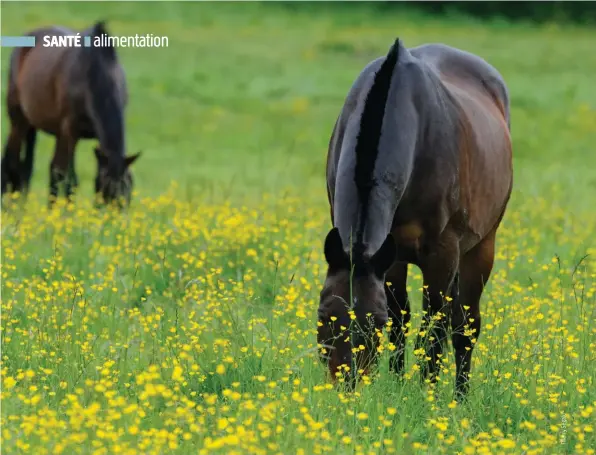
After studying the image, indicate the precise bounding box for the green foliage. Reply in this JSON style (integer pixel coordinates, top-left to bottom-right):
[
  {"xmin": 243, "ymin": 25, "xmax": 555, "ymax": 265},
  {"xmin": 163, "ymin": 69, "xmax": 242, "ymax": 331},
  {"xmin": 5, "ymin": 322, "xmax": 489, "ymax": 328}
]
[{"xmin": 379, "ymin": 1, "xmax": 596, "ymax": 25}]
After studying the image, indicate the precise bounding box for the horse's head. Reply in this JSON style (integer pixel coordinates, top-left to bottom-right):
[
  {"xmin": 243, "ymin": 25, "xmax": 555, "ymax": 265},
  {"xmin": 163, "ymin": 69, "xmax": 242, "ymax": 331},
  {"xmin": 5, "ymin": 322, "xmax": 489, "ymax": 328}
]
[
  {"xmin": 318, "ymin": 227, "xmax": 396, "ymax": 387},
  {"xmin": 94, "ymin": 147, "xmax": 141, "ymax": 207}
]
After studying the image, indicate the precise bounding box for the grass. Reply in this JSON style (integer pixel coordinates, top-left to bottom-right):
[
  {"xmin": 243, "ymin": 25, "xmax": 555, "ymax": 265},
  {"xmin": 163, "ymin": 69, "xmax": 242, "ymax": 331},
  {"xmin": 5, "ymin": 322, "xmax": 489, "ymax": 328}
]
[{"xmin": 1, "ymin": 2, "xmax": 596, "ymax": 454}]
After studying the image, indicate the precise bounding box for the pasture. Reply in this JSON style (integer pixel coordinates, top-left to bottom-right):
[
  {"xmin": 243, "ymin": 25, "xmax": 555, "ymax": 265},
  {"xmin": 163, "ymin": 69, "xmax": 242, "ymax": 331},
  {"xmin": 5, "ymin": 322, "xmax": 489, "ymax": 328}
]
[{"xmin": 1, "ymin": 2, "xmax": 595, "ymax": 454}]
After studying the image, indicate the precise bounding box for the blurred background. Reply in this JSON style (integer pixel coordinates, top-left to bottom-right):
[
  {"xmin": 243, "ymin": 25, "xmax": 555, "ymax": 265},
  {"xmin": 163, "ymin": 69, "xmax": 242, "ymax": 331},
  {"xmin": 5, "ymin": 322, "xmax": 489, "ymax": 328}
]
[
  {"xmin": 1, "ymin": 1, "xmax": 595, "ymax": 211},
  {"xmin": 395, "ymin": 1, "xmax": 596, "ymax": 24}
]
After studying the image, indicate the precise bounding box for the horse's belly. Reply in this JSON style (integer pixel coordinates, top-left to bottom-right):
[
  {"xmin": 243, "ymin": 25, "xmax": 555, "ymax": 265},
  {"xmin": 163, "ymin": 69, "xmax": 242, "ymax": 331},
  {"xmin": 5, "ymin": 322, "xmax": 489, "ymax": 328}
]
[
  {"xmin": 21, "ymin": 104, "xmax": 61, "ymax": 136},
  {"xmin": 19, "ymin": 86, "xmax": 62, "ymax": 134}
]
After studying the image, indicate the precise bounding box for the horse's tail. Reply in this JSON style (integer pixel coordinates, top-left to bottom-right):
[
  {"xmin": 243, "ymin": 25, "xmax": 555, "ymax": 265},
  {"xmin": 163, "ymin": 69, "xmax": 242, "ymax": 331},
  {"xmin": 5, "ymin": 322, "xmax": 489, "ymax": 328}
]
[{"xmin": 84, "ymin": 20, "xmax": 125, "ymax": 168}]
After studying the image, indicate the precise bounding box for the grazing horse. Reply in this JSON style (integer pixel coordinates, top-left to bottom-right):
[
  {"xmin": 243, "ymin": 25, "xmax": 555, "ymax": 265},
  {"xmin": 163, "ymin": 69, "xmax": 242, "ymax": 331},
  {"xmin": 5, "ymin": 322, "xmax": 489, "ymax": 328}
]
[
  {"xmin": 318, "ymin": 38, "xmax": 512, "ymax": 398},
  {"xmin": 1, "ymin": 21, "xmax": 141, "ymax": 206}
]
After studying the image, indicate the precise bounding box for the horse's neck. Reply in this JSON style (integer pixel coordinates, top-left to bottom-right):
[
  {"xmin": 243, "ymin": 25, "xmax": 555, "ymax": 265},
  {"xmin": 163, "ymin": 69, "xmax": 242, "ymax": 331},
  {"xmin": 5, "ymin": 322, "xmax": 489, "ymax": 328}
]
[
  {"xmin": 96, "ymin": 111, "xmax": 125, "ymax": 159},
  {"xmin": 89, "ymin": 77, "xmax": 126, "ymax": 158}
]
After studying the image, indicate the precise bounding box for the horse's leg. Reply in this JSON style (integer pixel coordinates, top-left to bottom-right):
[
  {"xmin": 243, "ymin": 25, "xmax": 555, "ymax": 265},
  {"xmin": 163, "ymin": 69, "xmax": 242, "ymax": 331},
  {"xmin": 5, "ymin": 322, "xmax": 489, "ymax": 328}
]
[
  {"xmin": 21, "ymin": 127, "xmax": 37, "ymax": 195},
  {"xmin": 415, "ymin": 230, "xmax": 459, "ymax": 384},
  {"xmin": 385, "ymin": 262, "xmax": 410, "ymax": 376},
  {"xmin": 65, "ymin": 148, "xmax": 79, "ymax": 201},
  {"xmin": 451, "ymin": 228, "xmax": 495, "ymax": 400},
  {"xmin": 49, "ymin": 137, "xmax": 64, "ymax": 205},
  {"xmin": 1, "ymin": 124, "xmax": 25, "ymax": 196},
  {"xmin": 2, "ymin": 83, "xmax": 29, "ymax": 197},
  {"xmin": 49, "ymin": 129, "xmax": 76, "ymax": 206}
]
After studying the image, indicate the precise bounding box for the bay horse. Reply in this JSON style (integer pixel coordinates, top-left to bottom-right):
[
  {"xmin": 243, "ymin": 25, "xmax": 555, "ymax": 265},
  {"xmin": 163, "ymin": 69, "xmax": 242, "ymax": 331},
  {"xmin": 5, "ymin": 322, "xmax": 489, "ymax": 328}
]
[
  {"xmin": 318, "ymin": 38, "xmax": 512, "ymax": 398},
  {"xmin": 1, "ymin": 21, "xmax": 141, "ymax": 207}
]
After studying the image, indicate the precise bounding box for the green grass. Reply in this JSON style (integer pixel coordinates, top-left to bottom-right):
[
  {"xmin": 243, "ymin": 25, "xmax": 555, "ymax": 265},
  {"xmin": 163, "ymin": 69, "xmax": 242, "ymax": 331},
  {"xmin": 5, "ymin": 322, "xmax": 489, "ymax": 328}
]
[{"xmin": 1, "ymin": 2, "xmax": 596, "ymax": 455}]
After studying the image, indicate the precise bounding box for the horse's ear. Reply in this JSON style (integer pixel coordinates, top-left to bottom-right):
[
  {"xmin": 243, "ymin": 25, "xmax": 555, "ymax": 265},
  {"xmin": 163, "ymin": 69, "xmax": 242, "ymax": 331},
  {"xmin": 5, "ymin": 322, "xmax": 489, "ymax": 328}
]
[
  {"xmin": 371, "ymin": 233, "xmax": 396, "ymax": 277},
  {"xmin": 91, "ymin": 20, "xmax": 109, "ymax": 37},
  {"xmin": 124, "ymin": 152, "xmax": 141, "ymax": 168},
  {"xmin": 324, "ymin": 227, "xmax": 349, "ymax": 270},
  {"xmin": 94, "ymin": 147, "xmax": 108, "ymax": 166}
]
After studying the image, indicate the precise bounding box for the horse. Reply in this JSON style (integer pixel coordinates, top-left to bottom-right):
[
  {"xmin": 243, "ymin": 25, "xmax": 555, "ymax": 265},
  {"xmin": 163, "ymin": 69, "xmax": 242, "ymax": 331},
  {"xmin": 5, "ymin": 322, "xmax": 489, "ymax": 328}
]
[
  {"xmin": 1, "ymin": 21, "xmax": 141, "ymax": 207},
  {"xmin": 317, "ymin": 38, "xmax": 512, "ymax": 399}
]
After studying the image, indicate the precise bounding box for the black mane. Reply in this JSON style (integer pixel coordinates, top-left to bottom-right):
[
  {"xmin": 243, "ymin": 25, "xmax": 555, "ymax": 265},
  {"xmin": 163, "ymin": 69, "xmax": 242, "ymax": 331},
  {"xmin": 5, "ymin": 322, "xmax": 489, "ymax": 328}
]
[
  {"xmin": 84, "ymin": 20, "xmax": 125, "ymax": 177},
  {"xmin": 353, "ymin": 38, "xmax": 401, "ymax": 251}
]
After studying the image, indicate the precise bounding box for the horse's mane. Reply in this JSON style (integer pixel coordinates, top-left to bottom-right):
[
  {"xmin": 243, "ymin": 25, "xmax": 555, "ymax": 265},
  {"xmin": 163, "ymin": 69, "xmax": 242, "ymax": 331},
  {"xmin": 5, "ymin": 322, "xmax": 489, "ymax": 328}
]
[
  {"xmin": 84, "ymin": 20, "xmax": 126, "ymax": 177},
  {"xmin": 85, "ymin": 21, "xmax": 117, "ymax": 61},
  {"xmin": 353, "ymin": 39, "xmax": 401, "ymax": 252}
]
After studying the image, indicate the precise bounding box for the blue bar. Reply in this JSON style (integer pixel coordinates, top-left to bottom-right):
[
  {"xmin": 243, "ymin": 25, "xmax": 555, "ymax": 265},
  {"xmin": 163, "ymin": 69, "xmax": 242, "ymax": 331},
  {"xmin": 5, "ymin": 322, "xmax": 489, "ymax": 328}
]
[
  {"xmin": 0, "ymin": 36, "xmax": 36, "ymax": 47},
  {"xmin": 84, "ymin": 36, "xmax": 91, "ymax": 47}
]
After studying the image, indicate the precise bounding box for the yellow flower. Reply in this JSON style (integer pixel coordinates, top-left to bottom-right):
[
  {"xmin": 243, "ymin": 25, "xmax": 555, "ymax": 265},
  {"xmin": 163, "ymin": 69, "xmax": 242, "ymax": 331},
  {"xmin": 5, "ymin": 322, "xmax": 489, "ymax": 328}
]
[
  {"xmin": 498, "ymin": 439, "xmax": 516, "ymax": 449},
  {"xmin": 3, "ymin": 377, "xmax": 17, "ymax": 389},
  {"xmin": 172, "ymin": 365, "xmax": 184, "ymax": 382}
]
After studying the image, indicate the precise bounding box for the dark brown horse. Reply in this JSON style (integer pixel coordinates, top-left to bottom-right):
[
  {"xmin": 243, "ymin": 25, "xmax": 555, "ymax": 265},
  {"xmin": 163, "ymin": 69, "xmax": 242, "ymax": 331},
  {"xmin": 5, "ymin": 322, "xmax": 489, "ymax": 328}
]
[
  {"xmin": 1, "ymin": 21, "xmax": 141, "ymax": 206},
  {"xmin": 318, "ymin": 38, "xmax": 512, "ymax": 398}
]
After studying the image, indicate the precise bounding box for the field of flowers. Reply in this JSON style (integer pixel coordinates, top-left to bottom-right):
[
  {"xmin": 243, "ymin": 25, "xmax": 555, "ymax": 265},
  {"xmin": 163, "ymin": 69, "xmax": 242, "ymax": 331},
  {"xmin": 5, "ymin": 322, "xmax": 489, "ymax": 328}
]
[
  {"xmin": 2, "ymin": 188, "xmax": 595, "ymax": 454},
  {"xmin": 1, "ymin": 2, "xmax": 596, "ymax": 455}
]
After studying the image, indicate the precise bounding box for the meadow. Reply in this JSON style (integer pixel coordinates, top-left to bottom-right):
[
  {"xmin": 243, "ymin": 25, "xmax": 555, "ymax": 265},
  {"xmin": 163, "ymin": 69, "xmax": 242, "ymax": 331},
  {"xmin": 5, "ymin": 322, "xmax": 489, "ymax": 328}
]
[{"xmin": 1, "ymin": 2, "xmax": 595, "ymax": 454}]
